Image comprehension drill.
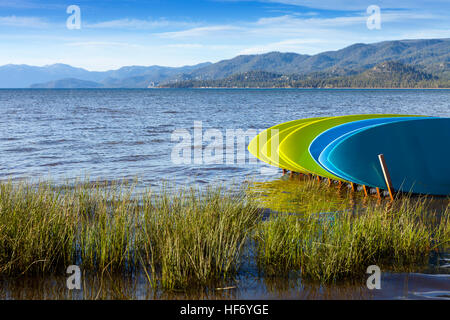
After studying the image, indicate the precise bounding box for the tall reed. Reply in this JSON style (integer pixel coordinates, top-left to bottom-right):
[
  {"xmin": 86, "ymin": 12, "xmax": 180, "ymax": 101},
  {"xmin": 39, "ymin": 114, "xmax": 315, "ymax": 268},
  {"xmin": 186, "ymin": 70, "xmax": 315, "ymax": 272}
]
[
  {"xmin": 139, "ymin": 186, "xmax": 261, "ymax": 289},
  {"xmin": 256, "ymin": 195, "xmax": 449, "ymax": 283},
  {"xmin": 0, "ymin": 181, "xmax": 75, "ymax": 274},
  {"xmin": 0, "ymin": 180, "xmax": 260, "ymax": 290},
  {"xmin": 0, "ymin": 178, "xmax": 448, "ymax": 288}
]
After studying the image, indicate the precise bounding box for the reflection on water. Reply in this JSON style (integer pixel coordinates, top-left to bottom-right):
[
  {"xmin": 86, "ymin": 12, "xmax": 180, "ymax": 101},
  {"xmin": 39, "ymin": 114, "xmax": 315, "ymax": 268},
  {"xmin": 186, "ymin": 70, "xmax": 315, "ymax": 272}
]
[
  {"xmin": 2, "ymin": 271, "xmax": 449, "ymax": 300},
  {"xmin": 249, "ymin": 175, "xmax": 365, "ymax": 215},
  {"xmin": 249, "ymin": 174, "xmax": 449, "ymax": 217}
]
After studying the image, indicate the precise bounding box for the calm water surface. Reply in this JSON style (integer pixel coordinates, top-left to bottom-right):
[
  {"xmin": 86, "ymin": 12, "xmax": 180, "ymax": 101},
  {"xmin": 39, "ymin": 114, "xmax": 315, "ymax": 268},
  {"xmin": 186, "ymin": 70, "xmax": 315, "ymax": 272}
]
[
  {"xmin": 1, "ymin": 89, "xmax": 449, "ymax": 186},
  {"xmin": 0, "ymin": 89, "xmax": 449, "ymax": 300}
]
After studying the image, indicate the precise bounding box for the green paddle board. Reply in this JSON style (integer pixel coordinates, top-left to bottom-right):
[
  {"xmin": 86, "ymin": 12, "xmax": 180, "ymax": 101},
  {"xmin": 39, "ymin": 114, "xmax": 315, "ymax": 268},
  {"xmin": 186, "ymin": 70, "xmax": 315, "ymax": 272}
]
[
  {"xmin": 248, "ymin": 117, "xmax": 325, "ymax": 172},
  {"xmin": 279, "ymin": 114, "xmax": 415, "ymax": 181},
  {"xmin": 260, "ymin": 117, "xmax": 327, "ymax": 172}
]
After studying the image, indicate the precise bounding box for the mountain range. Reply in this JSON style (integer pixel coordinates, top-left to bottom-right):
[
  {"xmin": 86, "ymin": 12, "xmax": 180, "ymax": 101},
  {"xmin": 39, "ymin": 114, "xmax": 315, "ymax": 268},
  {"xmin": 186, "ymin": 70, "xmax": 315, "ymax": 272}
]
[
  {"xmin": 2, "ymin": 63, "xmax": 211, "ymax": 88},
  {"xmin": 163, "ymin": 61, "xmax": 449, "ymax": 89},
  {"xmin": 2, "ymin": 38, "xmax": 449, "ymax": 88}
]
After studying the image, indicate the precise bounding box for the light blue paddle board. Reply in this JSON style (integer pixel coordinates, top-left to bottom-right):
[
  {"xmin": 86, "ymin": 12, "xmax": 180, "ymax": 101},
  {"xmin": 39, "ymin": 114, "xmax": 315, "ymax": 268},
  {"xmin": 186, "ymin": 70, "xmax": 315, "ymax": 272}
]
[
  {"xmin": 309, "ymin": 115, "xmax": 426, "ymax": 169},
  {"xmin": 311, "ymin": 116, "xmax": 428, "ymax": 180},
  {"xmin": 324, "ymin": 118, "xmax": 450, "ymax": 195}
]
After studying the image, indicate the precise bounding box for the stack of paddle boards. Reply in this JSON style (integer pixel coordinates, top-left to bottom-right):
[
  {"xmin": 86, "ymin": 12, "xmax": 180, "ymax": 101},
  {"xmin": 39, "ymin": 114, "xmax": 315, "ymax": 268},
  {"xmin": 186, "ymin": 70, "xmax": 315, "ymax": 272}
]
[{"xmin": 248, "ymin": 115, "xmax": 450, "ymax": 196}]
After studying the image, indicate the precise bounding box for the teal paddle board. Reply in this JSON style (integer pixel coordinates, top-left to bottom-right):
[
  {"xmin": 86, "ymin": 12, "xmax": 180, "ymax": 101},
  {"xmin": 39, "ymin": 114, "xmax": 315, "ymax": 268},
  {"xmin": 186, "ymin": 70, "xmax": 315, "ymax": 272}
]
[
  {"xmin": 312, "ymin": 116, "xmax": 427, "ymax": 179},
  {"xmin": 325, "ymin": 118, "xmax": 450, "ymax": 195}
]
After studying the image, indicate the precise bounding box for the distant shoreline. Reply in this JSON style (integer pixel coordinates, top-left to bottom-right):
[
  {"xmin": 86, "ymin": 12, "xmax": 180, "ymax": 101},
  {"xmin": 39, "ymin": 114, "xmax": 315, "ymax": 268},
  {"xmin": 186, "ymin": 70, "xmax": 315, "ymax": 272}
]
[
  {"xmin": 155, "ymin": 87, "xmax": 450, "ymax": 90},
  {"xmin": 3, "ymin": 87, "xmax": 448, "ymax": 90}
]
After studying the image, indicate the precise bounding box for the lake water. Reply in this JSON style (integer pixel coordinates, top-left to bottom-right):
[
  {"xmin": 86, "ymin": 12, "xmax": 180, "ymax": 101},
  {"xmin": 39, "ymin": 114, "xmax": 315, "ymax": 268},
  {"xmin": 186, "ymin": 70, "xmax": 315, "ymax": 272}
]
[
  {"xmin": 1, "ymin": 89, "xmax": 450, "ymax": 186},
  {"xmin": 0, "ymin": 88, "xmax": 449, "ymax": 300}
]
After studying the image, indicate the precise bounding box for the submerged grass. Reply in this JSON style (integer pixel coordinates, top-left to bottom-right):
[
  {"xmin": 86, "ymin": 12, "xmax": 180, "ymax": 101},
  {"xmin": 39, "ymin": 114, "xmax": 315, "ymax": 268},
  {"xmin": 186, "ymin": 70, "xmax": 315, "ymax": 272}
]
[
  {"xmin": 0, "ymin": 177, "xmax": 448, "ymax": 288},
  {"xmin": 254, "ymin": 179, "xmax": 450, "ymax": 283},
  {"xmin": 248, "ymin": 177, "xmax": 364, "ymax": 215}
]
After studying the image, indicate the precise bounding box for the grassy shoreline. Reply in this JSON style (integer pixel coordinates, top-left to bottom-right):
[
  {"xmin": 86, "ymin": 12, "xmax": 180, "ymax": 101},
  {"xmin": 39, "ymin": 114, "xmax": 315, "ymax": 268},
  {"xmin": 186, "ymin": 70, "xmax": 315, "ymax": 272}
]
[{"xmin": 0, "ymin": 179, "xmax": 448, "ymax": 290}]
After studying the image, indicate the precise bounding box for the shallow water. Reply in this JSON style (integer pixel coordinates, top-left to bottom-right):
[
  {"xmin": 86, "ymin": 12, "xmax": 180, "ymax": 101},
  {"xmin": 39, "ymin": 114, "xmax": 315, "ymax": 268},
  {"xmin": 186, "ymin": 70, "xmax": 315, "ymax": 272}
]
[
  {"xmin": 1, "ymin": 88, "xmax": 449, "ymax": 300},
  {"xmin": 1, "ymin": 267, "xmax": 449, "ymax": 300}
]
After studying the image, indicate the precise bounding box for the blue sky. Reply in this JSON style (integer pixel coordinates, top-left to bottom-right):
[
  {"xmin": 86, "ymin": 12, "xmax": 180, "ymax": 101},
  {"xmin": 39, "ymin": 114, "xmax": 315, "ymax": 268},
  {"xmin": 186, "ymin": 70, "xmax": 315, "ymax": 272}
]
[{"xmin": 1, "ymin": 0, "xmax": 449, "ymax": 70}]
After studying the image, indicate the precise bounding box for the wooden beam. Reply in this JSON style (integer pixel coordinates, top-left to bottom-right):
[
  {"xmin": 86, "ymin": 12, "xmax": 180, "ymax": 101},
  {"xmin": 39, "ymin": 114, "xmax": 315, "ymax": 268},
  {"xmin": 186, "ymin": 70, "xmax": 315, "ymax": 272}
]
[
  {"xmin": 378, "ymin": 154, "xmax": 395, "ymax": 201},
  {"xmin": 376, "ymin": 187, "xmax": 382, "ymax": 199},
  {"xmin": 363, "ymin": 185, "xmax": 369, "ymax": 197}
]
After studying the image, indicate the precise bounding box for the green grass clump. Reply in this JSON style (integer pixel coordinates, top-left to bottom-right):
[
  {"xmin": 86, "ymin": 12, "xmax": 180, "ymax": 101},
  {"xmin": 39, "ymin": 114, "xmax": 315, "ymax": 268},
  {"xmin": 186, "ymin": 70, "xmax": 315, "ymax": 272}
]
[
  {"xmin": 139, "ymin": 186, "xmax": 261, "ymax": 289},
  {"xmin": 76, "ymin": 182, "xmax": 140, "ymax": 271},
  {"xmin": 256, "ymin": 197, "xmax": 449, "ymax": 283},
  {"xmin": 0, "ymin": 181, "xmax": 76, "ymax": 274},
  {"xmin": 0, "ymin": 180, "xmax": 260, "ymax": 290}
]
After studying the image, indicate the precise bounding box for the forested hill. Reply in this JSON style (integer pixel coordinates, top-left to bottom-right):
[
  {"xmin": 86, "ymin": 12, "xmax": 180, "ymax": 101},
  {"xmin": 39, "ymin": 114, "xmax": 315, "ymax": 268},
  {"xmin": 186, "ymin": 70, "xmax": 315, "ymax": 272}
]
[
  {"xmin": 160, "ymin": 62, "xmax": 450, "ymax": 89},
  {"xmin": 183, "ymin": 39, "xmax": 450, "ymax": 81}
]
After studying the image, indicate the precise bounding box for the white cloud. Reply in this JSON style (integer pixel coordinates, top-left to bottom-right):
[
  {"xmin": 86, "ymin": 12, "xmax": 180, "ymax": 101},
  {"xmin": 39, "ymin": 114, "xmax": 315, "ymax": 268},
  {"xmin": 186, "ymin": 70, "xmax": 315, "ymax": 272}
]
[
  {"xmin": 155, "ymin": 10, "xmax": 441, "ymax": 41},
  {"xmin": 65, "ymin": 41, "xmax": 142, "ymax": 48},
  {"xmin": 86, "ymin": 18, "xmax": 195, "ymax": 30},
  {"xmin": 0, "ymin": 0, "xmax": 39, "ymax": 8},
  {"xmin": 255, "ymin": 14, "xmax": 366, "ymax": 28},
  {"xmin": 238, "ymin": 38, "xmax": 332, "ymax": 55},
  {"xmin": 255, "ymin": 11, "xmax": 439, "ymax": 29},
  {"xmin": 398, "ymin": 29, "xmax": 450, "ymax": 39},
  {"xmin": 158, "ymin": 25, "xmax": 244, "ymax": 38},
  {"xmin": 166, "ymin": 43, "xmax": 204, "ymax": 48},
  {"xmin": 0, "ymin": 15, "xmax": 49, "ymax": 28},
  {"xmin": 251, "ymin": 0, "xmax": 450, "ymax": 11}
]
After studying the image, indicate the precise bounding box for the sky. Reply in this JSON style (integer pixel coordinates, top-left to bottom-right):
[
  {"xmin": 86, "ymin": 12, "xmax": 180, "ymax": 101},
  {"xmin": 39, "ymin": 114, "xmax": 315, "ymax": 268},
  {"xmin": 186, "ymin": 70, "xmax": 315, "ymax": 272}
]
[{"xmin": 1, "ymin": 0, "xmax": 449, "ymax": 70}]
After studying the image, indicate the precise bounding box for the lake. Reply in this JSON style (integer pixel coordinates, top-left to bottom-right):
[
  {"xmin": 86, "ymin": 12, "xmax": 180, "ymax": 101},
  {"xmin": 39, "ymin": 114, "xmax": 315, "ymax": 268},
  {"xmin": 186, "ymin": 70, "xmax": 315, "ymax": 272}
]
[{"xmin": 1, "ymin": 88, "xmax": 450, "ymax": 186}]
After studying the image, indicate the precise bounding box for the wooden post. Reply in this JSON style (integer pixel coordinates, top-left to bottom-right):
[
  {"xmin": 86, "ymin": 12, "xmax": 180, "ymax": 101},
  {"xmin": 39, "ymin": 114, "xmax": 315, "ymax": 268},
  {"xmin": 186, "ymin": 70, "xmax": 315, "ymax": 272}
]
[
  {"xmin": 338, "ymin": 180, "xmax": 342, "ymax": 189},
  {"xmin": 317, "ymin": 176, "xmax": 322, "ymax": 183},
  {"xmin": 378, "ymin": 154, "xmax": 394, "ymax": 201},
  {"xmin": 362, "ymin": 185, "xmax": 369, "ymax": 197},
  {"xmin": 328, "ymin": 178, "xmax": 332, "ymax": 187},
  {"xmin": 350, "ymin": 182, "xmax": 356, "ymax": 192},
  {"xmin": 282, "ymin": 169, "xmax": 287, "ymax": 176},
  {"xmin": 376, "ymin": 187, "xmax": 382, "ymax": 199}
]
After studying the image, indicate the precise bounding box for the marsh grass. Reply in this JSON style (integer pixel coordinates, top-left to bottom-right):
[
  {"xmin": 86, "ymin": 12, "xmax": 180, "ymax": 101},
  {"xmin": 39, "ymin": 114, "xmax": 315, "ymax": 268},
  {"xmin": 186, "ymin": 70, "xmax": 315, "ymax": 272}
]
[
  {"xmin": 255, "ymin": 192, "xmax": 450, "ymax": 283},
  {"xmin": 139, "ymin": 186, "xmax": 261, "ymax": 289},
  {"xmin": 0, "ymin": 180, "xmax": 260, "ymax": 290},
  {"xmin": 0, "ymin": 181, "xmax": 76, "ymax": 274},
  {"xmin": 0, "ymin": 177, "xmax": 448, "ymax": 288}
]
